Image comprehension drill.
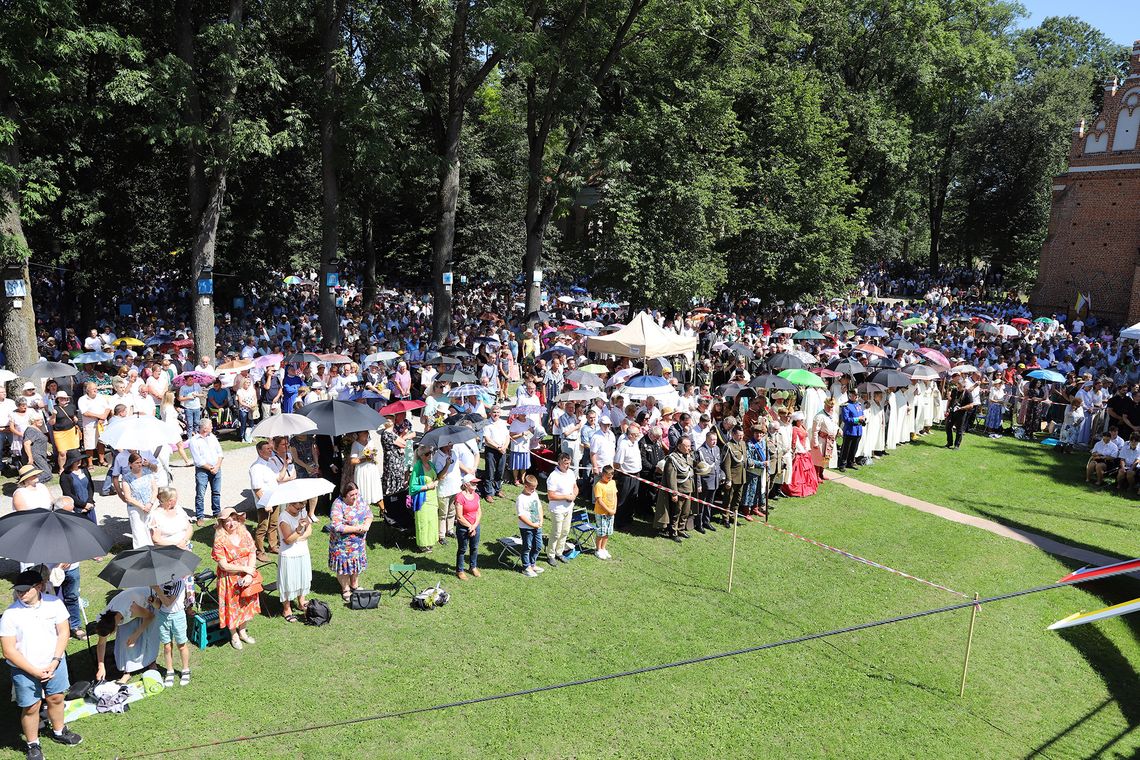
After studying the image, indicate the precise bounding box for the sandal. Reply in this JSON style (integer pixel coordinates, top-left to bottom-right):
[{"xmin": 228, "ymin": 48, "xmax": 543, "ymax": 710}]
[
  {"xmin": 341, "ymin": 590, "xmax": 352, "ymax": 602},
  {"xmin": 180, "ymin": 670, "xmax": 191, "ymax": 686},
  {"xmin": 163, "ymin": 672, "xmax": 174, "ymax": 688},
  {"xmin": 230, "ymin": 635, "xmax": 243, "ymax": 650},
  {"xmin": 284, "ymin": 614, "xmax": 299, "ymax": 623}
]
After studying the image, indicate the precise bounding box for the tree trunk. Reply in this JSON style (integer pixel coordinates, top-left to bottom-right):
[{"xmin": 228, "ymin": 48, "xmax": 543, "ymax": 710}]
[
  {"xmin": 360, "ymin": 201, "xmax": 377, "ymax": 310},
  {"xmin": 927, "ymin": 127, "xmax": 956, "ymax": 276},
  {"xmin": 0, "ymin": 91, "xmax": 40, "ymax": 378},
  {"xmin": 318, "ymin": 0, "xmax": 344, "ymax": 348},
  {"xmin": 430, "ymin": 120, "xmax": 461, "ymax": 342}
]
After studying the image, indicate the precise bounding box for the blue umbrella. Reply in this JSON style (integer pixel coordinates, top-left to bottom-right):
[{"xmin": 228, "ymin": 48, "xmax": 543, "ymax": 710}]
[
  {"xmin": 71, "ymin": 351, "xmax": 114, "ymax": 364},
  {"xmin": 574, "ymin": 328, "xmax": 599, "ymax": 337},
  {"xmin": 855, "ymin": 325, "xmax": 888, "ymax": 338},
  {"xmin": 1027, "ymin": 369, "xmax": 1065, "ymax": 383},
  {"xmin": 570, "ymin": 286, "xmax": 588, "ymax": 294},
  {"xmin": 625, "ymin": 375, "xmax": 671, "ymax": 389},
  {"xmin": 600, "ymin": 302, "xmax": 619, "ymax": 308},
  {"xmin": 540, "ymin": 345, "xmax": 575, "ymax": 360}
]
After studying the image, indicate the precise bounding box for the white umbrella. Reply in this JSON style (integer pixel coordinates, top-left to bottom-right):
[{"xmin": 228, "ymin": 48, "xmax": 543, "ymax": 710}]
[
  {"xmin": 772, "ymin": 327, "xmax": 797, "ymax": 335},
  {"xmin": 0, "ymin": 369, "xmax": 17, "ymax": 382},
  {"xmin": 995, "ymin": 324, "xmax": 1019, "ymax": 338},
  {"xmin": 251, "ymin": 413, "xmax": 318, "ymax": 438},
  {"xmin": 557, "ymin": 295, "xmax": 574, "ymax": 303},
  {"xmin": 101, "ymin": 417, "xmax": 182, "ymax": 451},
  {"xmin": 363, "ymin": 351, "xmax": 399, "ymax": 366},
  {"xmin": 790, "ymin": 350, "xmax": 818, "ymax": 365},
  {"xmin": 606, "ymin": 367, "xmax": 641, "ymax": 388},
  {"xmin": 555, "ymin": 388, "xmax": 604, "ymax": 403},
  {"xmin": 948, "ymin": 364, "xmax": 979, "ymax": 375},
  {"xmin": 256, "ymin": 477, "xmax": 336, "ymax": 509}
]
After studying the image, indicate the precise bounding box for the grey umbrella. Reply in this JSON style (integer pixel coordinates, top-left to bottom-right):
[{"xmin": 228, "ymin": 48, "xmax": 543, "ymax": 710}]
[
  {"xmin": 748, "ymin": 374, "xmax": 795, "ymax": 391},
  {"xmin": 831, "ymin": 359, "xmax": 866, "ymax": 376},
  {"xmin": 24, "ymin": 362, "xmax": 78, "ymax": 380},
  {"xmin": 565, "ymin": 370, "xmax": 603, "ymax": 388},
  {"xmin": 420, "ymin": 424, "xmax": 478, "ymax": 449},
  {"xmin": 297, "ymin": 399, "xmax": 384, "ymax": 436},
  {"xmin": 0, "ymin": 508, "xmax": 113, "ymax": 564},
  {"xmin": 98, "ymin": 546, "xmax": 201, "ymax": 589},
  {"xmin": 901, "ymin": 364, "xmax": 940, "ymax": 380},
  {"xmin": 767, "ymin": 353, "xmax": 805, "ymax": 371},
  {"xmin": 869, "ymin": 369, "xmax": 910, "ymax": 388}
]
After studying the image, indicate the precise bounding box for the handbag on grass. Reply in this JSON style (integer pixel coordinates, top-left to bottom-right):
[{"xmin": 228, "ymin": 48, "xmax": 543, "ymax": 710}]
[{"xmin": 349, "ymin": 589, "xmax": 381, "ymax": 610}]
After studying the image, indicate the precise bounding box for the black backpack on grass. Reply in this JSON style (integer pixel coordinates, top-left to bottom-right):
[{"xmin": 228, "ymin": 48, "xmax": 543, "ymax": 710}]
[{"xmin": 304, "ymin": 600, "xmax": 332, "ymax": 626}]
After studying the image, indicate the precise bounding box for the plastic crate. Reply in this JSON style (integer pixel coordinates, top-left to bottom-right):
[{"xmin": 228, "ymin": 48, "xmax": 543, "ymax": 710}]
[{"xmin": 189, "ymin": 610, "xmax": 229, "ymax": 650}]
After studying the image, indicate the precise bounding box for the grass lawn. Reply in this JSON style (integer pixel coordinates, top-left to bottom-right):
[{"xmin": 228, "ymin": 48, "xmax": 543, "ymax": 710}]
[
  {"xmin": 852, "ymin": 430, "xmax": 1140, "ymax": 561},
  {"xmin": 3, "ymin": 442, "xmax": 1140, "ymax": 759}
]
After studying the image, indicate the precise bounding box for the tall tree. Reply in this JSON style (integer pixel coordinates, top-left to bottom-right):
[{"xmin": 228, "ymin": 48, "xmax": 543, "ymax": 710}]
[
  {"xmin": 176, "ymin": 0, "xmax": 244, "ymax": 362},
  {"xmin": 317, "ymin": 0, "xmax": 346, "ymax": 345}
]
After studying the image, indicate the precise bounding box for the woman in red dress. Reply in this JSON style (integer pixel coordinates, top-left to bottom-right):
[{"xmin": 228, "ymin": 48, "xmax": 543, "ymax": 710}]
[
  {"xmin": 783, "ymin": 411, "xmax": 820, "ymax": 497},
  {"xmin": 212, "ymin": 507, "xmax": 261, "ymax": 649}
]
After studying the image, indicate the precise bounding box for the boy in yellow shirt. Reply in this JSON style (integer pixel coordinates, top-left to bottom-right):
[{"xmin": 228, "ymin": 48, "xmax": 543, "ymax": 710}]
[{"xmin": 592, "ymin": 465, "xmax": 617, "ymax": 560}]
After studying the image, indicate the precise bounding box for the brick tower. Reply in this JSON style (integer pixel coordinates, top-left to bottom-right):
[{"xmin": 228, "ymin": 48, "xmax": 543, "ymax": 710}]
[{"xmin": 1030, "ymin": 40, "xmax": 1140, "ymax": 325}]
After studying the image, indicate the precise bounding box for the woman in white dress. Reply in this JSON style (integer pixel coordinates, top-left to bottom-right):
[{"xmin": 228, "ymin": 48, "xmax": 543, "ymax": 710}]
[
  {"xmin": 810, "ymin": 398, "xmax": 839, "ymax": 476},
  {"xmin": 348, "ymin": 429, "xmax": 383, "ymax": 507},
  {"xmin": 161, "ymin": 390, "xmax": 192, "ymax": 466}
]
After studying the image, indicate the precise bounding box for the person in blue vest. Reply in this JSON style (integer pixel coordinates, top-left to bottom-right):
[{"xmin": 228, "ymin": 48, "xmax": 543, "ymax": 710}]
[{"xmin": 838, "ymin": 389, "xmax": 866, "ymax": 471}]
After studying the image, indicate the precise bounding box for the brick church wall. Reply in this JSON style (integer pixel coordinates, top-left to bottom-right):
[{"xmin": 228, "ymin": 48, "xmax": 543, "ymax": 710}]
[{"xmin": 1030, "ymin": 41, "xmax": 1140, "ymax": 325}]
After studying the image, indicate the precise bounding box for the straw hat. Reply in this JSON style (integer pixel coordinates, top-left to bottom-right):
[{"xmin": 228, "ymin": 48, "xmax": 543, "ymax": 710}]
[{"xmin": 15, "ymin": 464, "xmax": 43, "ymax": 483}]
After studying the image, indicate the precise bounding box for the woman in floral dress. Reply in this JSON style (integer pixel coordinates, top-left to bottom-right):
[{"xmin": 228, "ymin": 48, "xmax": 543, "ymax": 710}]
[
  {"xmin": 211, "ymin": 507, "xmax": 260, "ymax": 650},
  {"xmin": 329, "ymin": 483, "xmax": 372, "ymax": 601}
]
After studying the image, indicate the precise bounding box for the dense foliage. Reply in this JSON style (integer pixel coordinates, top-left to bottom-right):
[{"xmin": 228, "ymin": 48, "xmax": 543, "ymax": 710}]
[{"xmin": 0, "ymin": 1, "xmax": 1130, "ymax": 344}]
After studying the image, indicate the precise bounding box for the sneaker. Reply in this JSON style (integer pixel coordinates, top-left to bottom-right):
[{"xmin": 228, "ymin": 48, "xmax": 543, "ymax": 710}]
[
  {"xmin": 48, "ymin": 727, "xmax": 82, "ymax": 747},
  {"xmin": 534, "ymin": 565, "xmax": 545, "ymax": 574},
  {"xmin": 596, "ymin": 549, "xmax": 610, "ymax": 560},
  {"xmin": 180, "ymin": 670, "xmax": 191, "ymax": 686},
  {"xmin": 470, "ymin": 568, "xmax": 481, "ymax": 577},
  {"xmin": 523, "ymin": 568, "xmax": 538, "ymax": 577},
  {"xmin": 26, "ymin": 743, "xmax": 44, "ymax": 760}
]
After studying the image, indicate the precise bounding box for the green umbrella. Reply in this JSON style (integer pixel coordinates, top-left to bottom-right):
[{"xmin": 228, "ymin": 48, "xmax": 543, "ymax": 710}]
[
  {"xmin": 792, "ymin": 329, "xmax": 826, "ymax": 341},
  {"xmin": 578, "ymin": 363, "xmax": 608, "ymax": 374},
  {"xmin": 900, "ymin": 316, "xmax": 925, "ymax": 326},
  {"xmin": 777, "ymin": 368, "xmax": 826, "ymax": 388},
  {"xmin": 1033, "ymin": 317, "xmax": 1056, "ymax": 324}
]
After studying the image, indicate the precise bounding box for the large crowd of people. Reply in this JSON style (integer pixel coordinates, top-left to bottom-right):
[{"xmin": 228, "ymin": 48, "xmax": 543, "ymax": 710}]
[{"xmin": 5, "ymin": 263, "xmax": 1140, "ymax": 758}]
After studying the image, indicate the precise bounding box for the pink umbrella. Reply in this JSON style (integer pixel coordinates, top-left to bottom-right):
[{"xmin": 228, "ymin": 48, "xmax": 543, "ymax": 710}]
[
  {"xmin": 254, "ymin": 353, "xmax": 284, "ymax": 368},
  {"xmin": 562, "ymin": 319, "xmax": 586, "ymax": 328},
  {"xmin": 917, "ymin": 347, "xmax": 950, "ymax": 368},
  {"xmin": 812, "ymin": 368, "xmax": 842, "ymax": 378},
  {"xmin": 172, "ymin": 371, "xmax": 216, "ymax": 388}
]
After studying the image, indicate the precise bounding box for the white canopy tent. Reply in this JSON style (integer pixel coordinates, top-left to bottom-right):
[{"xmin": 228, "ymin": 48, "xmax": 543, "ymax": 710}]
[
  {"xmin": 585, "ymin": 311, "xmax": 697, "ymax": 359},
  {"xmin": 1121, "ymin": 322, "xmax": 1140, "ymax": 340}
]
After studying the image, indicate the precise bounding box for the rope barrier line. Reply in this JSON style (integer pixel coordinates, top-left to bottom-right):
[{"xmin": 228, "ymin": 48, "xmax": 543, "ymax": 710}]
[
  {"xmin": 529, "ymin": 451, "xmax": 967, "ymax": 598},
  {"xmin": 116, "ymin": 565, "xmax": 1137, "ymax": 759}
]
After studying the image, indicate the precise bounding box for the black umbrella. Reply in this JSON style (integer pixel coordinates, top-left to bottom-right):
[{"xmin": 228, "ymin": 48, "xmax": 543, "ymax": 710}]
[
  {"xmin": 420, "ymin": 424, "xmax": 478, "ymax": 449},
  {"xmin": 444, "ymin": 412, "xmax": 486, "ymax": 426},
  {"xmin": 438, "ymin": 345, "xmax": 469, "ymax": 356},
  {"xmin": 886, "ymin": 338, "xmax": 919, "ymax": 351},
  {"xmin": 822, "ymin": 320, "xmax": 857, "ymax": 334},
  {"xmin": 98, "ymin": 546, "xmax": 201, "ymax": 589},
  {"xmin": 0, "ymin": 508, "xmax": 113, "ymax": 564},
  {"xmin": 748, "ymin": 374, "xmax": 796, "ymax": 391},
  {"xmin": 284, "ymin": 352, "xmax": 322, "ymax": 364},
  {"xmin": 529, "ymin": 310, "xmax": 552, "ymax": 323},
  {"xmin": 866, "ymin": 357, "xmax": 901, "ymax": 370},
  {"xmin": 298, "ymin": 399, "xmax": 384, "ymax": 435},
  {"xmin": 715, "ymin": 382, "xmax": 749, "ymax": 398},
  {"xmin": 438, "ymin": 370, "xmax": 478, "ymax": 384},
  {"xmin": 430, "ymin": 356, "xmax": 462, "ymax": 367},
  {"xmin": 24, "ymin": 362, "xmax": 78, "ymax": 380},
  {"xmin": 856, "ymin": 382, "xmax": 887, "ymax": 395},
  {"xmin": 728, "ymin": 343, "xmax": 755, "ymax": 360},
  {"xmin": 767, "ymin": 353, "xmax": 805, "ymax": 371},
  {"xmin": 831, "ymin": 359, "xmax": 866, "ymax": 376},
  {"xmin": 869, "ymin": 369, "xmax": 910, "ymax": 388}
]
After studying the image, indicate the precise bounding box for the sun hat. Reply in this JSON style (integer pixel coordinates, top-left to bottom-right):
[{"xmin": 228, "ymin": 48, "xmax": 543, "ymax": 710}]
[
  {"xmin": 216, "ymin": 507, "xmax": 242, "ymax": 522},
  {"xmin": 16, "ymin": 464, "xmax": 43, "ymax": 482}
]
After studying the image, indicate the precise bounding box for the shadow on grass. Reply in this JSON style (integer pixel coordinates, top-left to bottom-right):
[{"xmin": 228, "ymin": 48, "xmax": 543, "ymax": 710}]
[{"xmin": 970, "ymin": 503, "xmax": 1132, "ymax": 563}]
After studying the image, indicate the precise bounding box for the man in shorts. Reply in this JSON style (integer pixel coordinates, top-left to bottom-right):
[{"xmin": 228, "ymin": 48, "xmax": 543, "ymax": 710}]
[{"xmin": 0, "ymin": 569, "xmax": 83, "ymax": 759}]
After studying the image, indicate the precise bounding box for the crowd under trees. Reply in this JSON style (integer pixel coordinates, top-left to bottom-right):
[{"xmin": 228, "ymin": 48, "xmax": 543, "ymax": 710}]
[{"xmin": 0, "ymin": 0, "xmax": 1129, "ymax": 362}]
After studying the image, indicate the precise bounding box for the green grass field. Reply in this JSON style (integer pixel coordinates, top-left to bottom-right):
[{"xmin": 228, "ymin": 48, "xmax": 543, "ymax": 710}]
[{"xmin": 3, "ymin": 434, "xmax": 1140, "ymax": 759}]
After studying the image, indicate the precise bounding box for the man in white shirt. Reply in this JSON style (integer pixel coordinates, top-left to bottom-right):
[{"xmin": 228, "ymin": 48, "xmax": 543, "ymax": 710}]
[
  {"xmin": 433, "ymin": 443, "xmax": 474, "ymax": 542},
  {"xmin": 1087, "ymin": 430, "xmax": 1119, "ymax": 486},
  {"xmin": 481, "ymin": 406, "xmax": 510, "ymax": 501},
  {"xmin": 607, "ymin": 395, "xmax": 627, "ymax": 429},
  {"xmin": 589, "ymin": 417, "xmax": 616, "ymax": 477},
  {"xmin": 1, "ymin": 569, "xmax": 82, "ymax": 756},
  {"xmin": 1116, "ymin": 433, "xmax": 1140, "ymax": 493},
  {"xmin": 188, "ymin": 419, "xmax": 223, "ymax": 522},
  {"xmin": 613, "ymin": 425, "xmax": 643, "ymax": 528},
  {"xmin": 544, "ymin": 452, "xmax": 579, "ymax": 566},
  {"xmin": 83, "ymin": 329, "xmax": 102, "ymax": 352},
  {"xmin": 249, "ymin": 440, "xmax": 293, "ymax": 560}
]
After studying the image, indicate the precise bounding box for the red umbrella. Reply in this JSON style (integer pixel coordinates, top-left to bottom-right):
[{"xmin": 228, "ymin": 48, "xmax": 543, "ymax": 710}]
[
  {"xmin": 1010, "ymin": 317, "xmax": 1030, "ymax": 326},
  {"xmin": 378, "ymin": 399, "xmax": 426, "ymax": 416},
  {"xmin": 812, "ymin": 368, "xmax": 842, "ymax": 378},
  {"xmin": 853, "ymin": 343, "xmax": 886, "ymax": 358}
]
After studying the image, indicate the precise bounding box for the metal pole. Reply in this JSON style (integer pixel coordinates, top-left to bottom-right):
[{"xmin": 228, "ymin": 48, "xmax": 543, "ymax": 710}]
[{"xmin": 959, "ymin": 592, "xmax": 980, "ymax": 697}]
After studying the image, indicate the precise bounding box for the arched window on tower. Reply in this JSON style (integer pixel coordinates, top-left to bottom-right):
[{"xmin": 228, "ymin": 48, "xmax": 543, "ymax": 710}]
[{"xmin": 1085, "ymin": 118, "xmax": 1109, "ymax": 153}]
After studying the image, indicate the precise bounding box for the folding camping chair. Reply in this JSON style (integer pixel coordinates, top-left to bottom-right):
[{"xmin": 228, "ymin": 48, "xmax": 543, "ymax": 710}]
[
  {"xmin": 569, "ymin": 507, "xmax": 597, "ymax": 554},
  {"xmin": 389, "ymin": 563, "xmax": 418, "ymax": 597},
  {"xmin": 496, "ymin": 536, "xmax": 524, "ymax": 569}
]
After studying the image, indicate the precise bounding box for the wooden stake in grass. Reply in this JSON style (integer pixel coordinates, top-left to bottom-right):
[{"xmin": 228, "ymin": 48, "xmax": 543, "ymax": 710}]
[
  {"xmin": 959, "ymin": 592, "xmax": 980, "ymax": 697},
  {"xmin": 727, "ymin": 509, "xmax": 740, "ymax": 593}
]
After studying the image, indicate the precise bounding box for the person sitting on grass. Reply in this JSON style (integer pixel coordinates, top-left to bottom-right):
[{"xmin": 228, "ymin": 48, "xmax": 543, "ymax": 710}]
[
  {"xmin": 1086, "ymin": 430, "xmax": 1119, "ymax": 487},
  {"xmin": 277, "ymin": 500, "xmax": 313, "ymax": 621},
  {"xmin": 516, "ymin": 474, "xmax": 544, "ymax": 577},
  {"xmin": 593, "ymin": 465, "xmax": 617, "ymax": 560},
  {"xmin": 94, "ymin": 586, "xmax": 159, "ymax": 683},
  {"xmin": 153, "ymin": 576, "xmax": 191, "ymax": 688},
  {"xmin": 454, "ymin": 477, "xmax": 482, "ymax": 580},
  {"xmin": 1118, "ymin": 433, "xmax": 1140, "ymax": 494}
]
